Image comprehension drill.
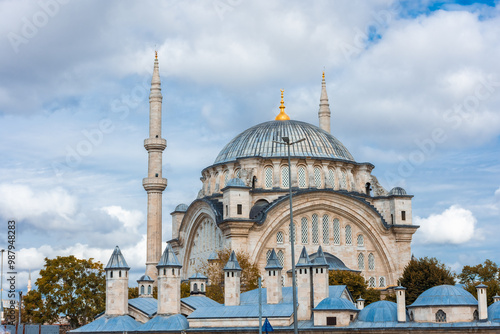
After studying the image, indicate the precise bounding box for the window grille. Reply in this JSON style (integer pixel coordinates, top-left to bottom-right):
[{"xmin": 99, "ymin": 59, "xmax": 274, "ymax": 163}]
[
  {"xmin": 328, "ymin": 168, "xmax": 335, "ymax": 188},
  {"xmin": 379, "ymin": 276, "xmax": 386, "ymax": 287},
  {"xmin": 301, "ymin": 217, "xmax": 308, "ymax": 244},
  {"xmin": 298, "ymin": 166, "xmax": 307, "ymax": 188},
  {"xmin": 357, "ymin": 234, "xmax": 364, "ymax": 247},
  {"xmin": 333, "ymin": 219, "xmax": 340, "ymax": 245},
  {"xmin": 314, "ymin": 167, "xmax": 322, "ymax": 188},
  {"xmin": 368, "ymin": 253, "xmax": 375, "ymax": 270},
  {"xmin": 340, "ymin": 170, "xmax": 347, "ymax": 189},
  {"xmin": 264, "ymin": 167, "xmax": 273, "ymax": 189},
  {"xmin": 140, "ymin": 285, "xmax": 144, "ymax": 294},
  {"xmin": 266, "ymin": 250, "xmax": 272, "ymax": 262},
  {"xmin": 322, "ymin": 215, "xmax": 329, "ymax": 244},
  {"xmin": 436, "ymin": 310, "xmax": 446, "ymax": 322},
  {"xmin": 368, "ymin": 277, "xmax": 376, "ymax": 288},
  {"xmin": 358, "ymin": 253, "xmax": 365, "ymax": 270},
  {"xmin": 281, "ymin": 275, "xmax": 285, "ymax": 287},
  {"xmin": 235, "ymin": 169, "xmax": 240, "ymax": 178},
  {"xmin": 312, "ymin": 214, "xmax": 319, "ymax": 244},
  {"xmin": 276, "ymin": 231, "xmax": 284, "ymax": 244},
  {"xmin": 223, "ymin": 171, "xmax": 229, "ymax": 187},
  {"xmin": 277, "ymin": 250, "xmax": 284, "ymax": 267},
  {"xmin": 345, "ymin": 225, "xmax": 352, "ymax": 245},
  {"xmin": 214, "ymin": 173, "xmax": 219, "ymax": 191},
  {"xmin": 147, "ymin": 285, "xmax": 151, "ymax": 294},
  {"xmin": 290, "ymin": 223, "xmax": 296, "ymax": 243},
  {"xmin": 281, "ymin": 166, "xmax": 289, "ymax": 188}
]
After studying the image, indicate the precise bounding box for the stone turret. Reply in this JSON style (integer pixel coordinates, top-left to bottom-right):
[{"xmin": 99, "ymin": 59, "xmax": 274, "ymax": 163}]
[
  {"xmin": 224, "ymin": 251, "xmax": 242, "ymax": 306},
  {"xmin": 137, "ymin": 275, "xmax": 154, "ymax": 298},
  {"xmin": 265, "ymin": 249, "xmax": 283, "ymax": 304},
  {"xmin": 476, "ymin": 283, "xmax": 488, "ymax": 321},
  {"xmin": 222, "ymin": 178, "xmax": 250, "ymax": 219},
  {"xmin": 105, "ymin": 246, "xmax": 130, "ymax": 315},
  {"xmin": 318, "ymin": 71, "xmax": 331, "ymax": 133},
  {"xmin": 312, "ymin": 246, "xmax": 329, "ymax": 307},
  {"xmin": 156, "ymin": 243, "xmax": 182, "ymax": 315},
  {"xmin": 296, "ymin": 246, "xmax": 312, "ymax": 320},
  {"xmin": 395, "ymin": 286, "xmax": 407, "ymax": 322}
]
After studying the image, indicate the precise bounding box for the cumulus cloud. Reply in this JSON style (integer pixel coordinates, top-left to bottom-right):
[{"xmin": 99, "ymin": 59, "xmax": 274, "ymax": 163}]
[{"xmin": 414, "ymin": 205, "xmax": 480, "ymax": 245}]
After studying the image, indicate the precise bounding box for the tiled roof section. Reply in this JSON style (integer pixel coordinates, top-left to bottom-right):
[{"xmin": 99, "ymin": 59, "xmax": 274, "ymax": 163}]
[
  {"xmin": 156, "ymin": 243, "xmax": 182, "ymax": 268},
  {"xmin": 314, "ymin": 297, "xmax": 358, "ymax": 311},
  {"xmin": 71, "ymin": 315, "xmax": 140, "ymax": 332},
  {"xmin": 188, "ymin": 303, "xmax": 293, "ymax": 319},
  {"xmin": 265, "ymin": 249, "xmax": 283, "ymax": 270},
  {"xmin": 137, "ymin": 275, "xmax": 154, "ymax": 283},
  {"xmin": 312, "ymin": 246, "xmax": 328, "ymax": 267},
  {"xmin": 408, "ymin": 285, "xmax": 478, "ymax": 308},
  {"xmin": 296, "ymin": 247, "xmax": 312, "ymax": 267},
  {"xmin": 136, "ymin": 314, "xmax": 188, "ymax": 331},
  {"xmin": 223, "ymin": 251, "xmax": 242, "ymax": 271},
  {"xmin": 181, "ymin": 296, "xmax": 221, "ymax": 310},
  {"xmin": 213, "ymin": 120, "xmax": 355, "ymax": 165},
  {"xmin": 128, "ymin": 298, "xmax": 157, "ymax": 318},
  {"xmin": 105, "ymin": 246, "xmax": 130, "ymax": 270}
]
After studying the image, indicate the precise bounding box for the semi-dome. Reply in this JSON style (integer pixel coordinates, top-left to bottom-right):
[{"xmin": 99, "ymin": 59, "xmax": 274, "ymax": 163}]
[
  {"xmin": 357, "ymin": 301, "xmax": 401, "ymax": 322},
  {"xmin": 408, "ymin": 285, "xmax": 478, "ymax": 308},
  {"xmin": 174, "ymin": 203, "xmax": 188, "ymax": 212},
  {"xmin": 214, "ymin": 120, "xmax": 355, "ymax": 164}
]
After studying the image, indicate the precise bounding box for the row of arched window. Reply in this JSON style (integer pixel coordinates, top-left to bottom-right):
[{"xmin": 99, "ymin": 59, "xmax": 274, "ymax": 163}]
[
  {"xmin": 357, "ymin": 253, "xmax": 376, "ymax": 271},
  {"xmin": 367, "ymin": 276, "xmax": 385, "ymax": 288},
  {"xmin": 263, "ymin": 165, "xmax": 350, "ymax": 190}
]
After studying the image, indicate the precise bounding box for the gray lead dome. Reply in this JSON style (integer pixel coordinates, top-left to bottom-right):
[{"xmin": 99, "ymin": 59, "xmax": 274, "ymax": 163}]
[{"xmin": 214, "ymin": 120, "xmax": 355, "ymax": 164}]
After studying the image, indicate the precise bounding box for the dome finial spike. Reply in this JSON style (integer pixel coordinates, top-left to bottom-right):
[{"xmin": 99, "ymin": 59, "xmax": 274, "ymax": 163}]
[
  {"xmin": 275, "ymin": 88, "xmax": 290, "ymax": 121},
  {"xmin": 155, "ymin": 50, "xmax": 158, "ymax": 59}
]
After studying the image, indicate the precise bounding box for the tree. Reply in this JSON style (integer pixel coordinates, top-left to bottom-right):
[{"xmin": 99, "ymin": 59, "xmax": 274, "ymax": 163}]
[
  {"xmin": 181, "ymin": 282, "xmax": 190, "ymax": 298},
  {"xmin": 458, "ymin": 259, "xmax": 500, "ymax": 306},
  {"xmin": 128, "ymin": 286, "xmax": 157, "ymax": 299},
  {"xmin": 398, "ymin": 257, "xmax": 455, "ymax": 305},
  {"xmin": 24, "ymin": 256, "xmax": 105, "ymax": 328},
  {"xmin": 328, "ymin": 270, "xmax": 380, "ymax": 306},
  {"xmin": 197, "ymin": 249, "xmax": 260, "ymax": 303}
]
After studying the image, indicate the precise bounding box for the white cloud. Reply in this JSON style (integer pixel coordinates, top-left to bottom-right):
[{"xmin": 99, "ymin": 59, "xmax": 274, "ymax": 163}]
[
  {"xmin": 414, "ymin": 205, "xmax": 480, "ymax": 245},
  {"xmin": 101, "ymin": 205, "xmax": 142, "ymax": 232}
]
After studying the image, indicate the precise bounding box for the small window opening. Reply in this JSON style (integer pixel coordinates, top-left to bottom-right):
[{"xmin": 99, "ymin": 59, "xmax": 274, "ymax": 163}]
[
  {"xmin": 365, "ymin": 182, "xmax": 371, "ymax": 196},
  {"xmin": 225, "ymin": 205, "xmax": 228, "ymax": 216},
  {"xmin": 119, "ymin": 270, "xmax": 121, "ymax": 278},
  {"xmin": 155, "ymin": 135, "xmax": 158, "ymax": 138},
  {"xmin": 172, "ymin": 268, "xmax": 175, "ymax": 275},
  {"xmin": 155, "ymin": 173, "xmax": 158, "ymax": 177},
  {"xmin": 327, "ymin": 317, "xmax": 337, "ymax": 326},
  {"xmin": 163, "ymin": 268, "xmax": 166, "ymax": 275},
  {"xmin": 140, "ymin": 285, "xmax": 144, "ymax": 294},
  {"xmin": 436, "ymin": 310, "xmax": 446, "ymax": 322},
  {"xmin": 110, "ymin": 271, "xmax": 113, "ymax": 278},
  {"xmin": 402, "ymin": 211, "xmax": 406, "ymax": 221},
  {"xmin": 391, "ymin": 214, "xmax": 394, "ymax": 224},
  {"xmin": 237, "ymin": 204, "xmax": 242, "ymax": 215},
  {"xmin": 193, "ymin": 283, "xmax": 198, "ymax": 292},
  {"xmin": 252, "ymin": 176, "xmax": 257, "ymax": 189}
]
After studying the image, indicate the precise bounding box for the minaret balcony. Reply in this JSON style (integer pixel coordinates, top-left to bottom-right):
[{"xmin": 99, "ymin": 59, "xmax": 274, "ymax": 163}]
[
  {"xmin": 143, "ymin": 177, "xmax": 167, "ymax": 191},
  {"xmin": 144, "ymin": 138, "xmax": 167, "ymax": 151}
]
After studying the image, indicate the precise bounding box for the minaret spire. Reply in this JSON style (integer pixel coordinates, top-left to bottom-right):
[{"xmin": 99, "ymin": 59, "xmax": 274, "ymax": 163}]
[
  {"xmin": 143, "ymin": 53, "xmax": 167, "ymax": 282},
  {"xmin": 27, "ymin": 270, "xmax": 32, "ymax": 292},
  {"xmin": 318, "ymin": 71, "xmax": 331, "ymax": 133}
]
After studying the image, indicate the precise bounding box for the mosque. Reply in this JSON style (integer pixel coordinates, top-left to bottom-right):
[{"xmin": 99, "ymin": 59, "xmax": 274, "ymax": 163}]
[{"xmin": 73, "ymin": 55, "xmax": 500, "ymax": 333}]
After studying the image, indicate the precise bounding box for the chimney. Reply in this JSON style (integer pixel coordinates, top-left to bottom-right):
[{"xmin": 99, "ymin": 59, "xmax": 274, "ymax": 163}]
[
  {"xmin": 476, "ymin": 283, "xmax": 488, "ymax": 321},
  {"xmin": 395, "ymin": 286, "xmax": 407, "ymax": 323},
  {"xmin": 224, "ymin": 251, "xmax": 242, "ymax": 306}
]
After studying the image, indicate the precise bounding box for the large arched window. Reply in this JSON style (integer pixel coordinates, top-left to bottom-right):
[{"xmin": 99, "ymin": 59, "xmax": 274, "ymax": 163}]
[
  {"xmin": 368, "ymin": 277, "xmax": 376, "ymax": 288},
  {"xmin": 290, "ymin": 223, "xmax": 297, "ymax": 243},
  {"xmin": 368, "ymin": 253, "xmax": 375, "ymax": 270},
  {"xmin": 333, "ymin": 219, "xmax": 340, "ymax": 245},
  {"xmin": 357, "ymin": 234, "xmax": 364, "ymax": 247},
  {"xmin": 340, "ymin": 170, "xmax": 347, "ymax": 189},
  {"xmin": 358, "ymin": 253, "xmax": 365, "ymax": 270},
  {"xmin": 266, "ymin": 250, "xmax": 272, "ymax": 261},
  {"xmin": 281, "ymin": 166, "xmax": 289, "ymax": 188},
  {"xmin": 436, "ymin": 310, "xmax": 446, "ymax": 322},
  {"xmin": 277, "ymin": 250, "xmax": 284, "ymax": 267},
  {"xmin": 313, "ymin": 167, "xmax": 322, "ymax": 188},
  {"xmin": 298, "ymin": 166, "xmax": 307, "ymax": 188},
  {"xmin": 379, "ymin": 276, "xmax": 386, "ymax": 288},
  {"xmin": 264, "ymin": 167, "xmax": 273, "ymax": 189},
  {"xmin": 214, "ymin": 173, "xmax": 220, "ymax": 191},
  {"xmin": 312, "ymin": 214, "xmax": 319, "ymax": 244},
  {"xmin": 328, "ymin": 168, "xmax": 335, "ymax": 188},
  {"xmin": 223, "ymin": 170, "xmax": 229, "ymax": 187},
  {"xmin": 345, "ymin": 225, "xmax": 352, "ymax": 245},
  {"xmin": 276, "ymin": 231, "xmax": 284, "ymax": 244},
  {"xmin": 301, "ymin": 217, "xmax": 309, "ymax": 244},
  {"xmin": 322, "ymin": 215, "xmax": 329, "ymax": 244}
]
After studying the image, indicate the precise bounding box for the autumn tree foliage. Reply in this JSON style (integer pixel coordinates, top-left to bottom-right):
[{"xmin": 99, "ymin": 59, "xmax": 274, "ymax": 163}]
[
  {"xmin": 458, "ymin": 259, "xmax": 500, "ymax": 306},
  {"xmin": 23, "ymin": 256, "xmax": 105, "ymax": 328},
  {"xmin": 328, "ymin": 270, "xmax": 380, "ymax": 305},
  {"xmin": 398, "ymin": 256, "xmax": 455, "ymax": 305},
  {"xmin": 197, "ymin": 249, "xmax": 260, "ymax": 303}
]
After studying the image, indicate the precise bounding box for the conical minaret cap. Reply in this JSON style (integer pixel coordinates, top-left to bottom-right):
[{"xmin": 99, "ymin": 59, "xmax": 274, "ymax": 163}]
[
  {"xmin": 224, "ymin": 251, "xmax": 242, "ymax": 271},
  {"xmin": 296, "ymin": 246, "xmax": 312, "ymax": 267},
  {"xmin": 157, "ymin": 243, "xmax": 182, "ymax": 268},
  {"xmin": 150, "ymin": 52, "xmax": 162, "ymax": 98},
  {"xmin": 312, "ymin": 245, "xmax": 329, "ymax": 267},
  {"xmin": 105, "ymin": 246, "xmax": 130, "ymax": 270},
  {"xmin": 265, "ymin": 249, "xmax": 283, "ymax": 270}
]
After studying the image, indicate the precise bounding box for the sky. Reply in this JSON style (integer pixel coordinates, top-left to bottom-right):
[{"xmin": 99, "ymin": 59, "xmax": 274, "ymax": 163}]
[{"xmin": 0, "ymin": 0, "xmax": 499, "ymax": 292}]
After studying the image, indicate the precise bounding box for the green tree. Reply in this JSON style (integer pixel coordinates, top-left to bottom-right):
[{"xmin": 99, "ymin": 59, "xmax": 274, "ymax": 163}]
[
  {"xmin": 328, "ymin": 270, "xmax": 380, "ymax": 306},
  {"xmin": 458, "ymin": 259, "xmax": 500, "ymax": 306},
  {"xmin": 197, "ymin": 249, "xmax": 260, "ymax": 303},
  {"xmin": 24, "ymin": 256, "xmax": 105, "ymax": 328},
  {"xmin": 181, "ymin": 282, "xmax": 190, "ymax": 298},
  {"xmin": 398, "ymin": 257, "xmax": 455, "ymax": 305}
]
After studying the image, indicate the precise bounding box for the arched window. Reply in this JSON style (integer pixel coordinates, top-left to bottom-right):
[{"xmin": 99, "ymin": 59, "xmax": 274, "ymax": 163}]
[
  {"xmin": 368, "ymin": 277, "xmax": 376, "ymax": 288},
  {"xmin": 328, "ymin": 168, "xmax": 335, "ymax": 188},
  {"xmin": 276, "ymin": 231, "xmax": 284, "ymax": 244},
  {"xmin": 266, "ymin": 250, "xmax": 272, "ymax": 261},
  {"xmin": 140, "ymin": 285, "xmax": 145, "ymax": 294},
  {"xmin": 473, "ymin": 310, "xmax": 479, "ymax": 321},
  {"xmin": 301, "ymin": 217, "xmax": 309, "ymax": 244},
  {"xmin": 298, "ymin": 166, "xmax": 307, "ymax": 188},
  {"xmin": 110, "ymin": 271, "xmax": 113, "ymax": 278},
  {"xmin": 368, "ymin": 253, "xmax": 375, "ymax": 270},
  {"xmin": 264, "ymin": 167, "xmax": 273, "ymax": 189},
  {"xmin": 436, "ymin": 310, "xmax": 446, "ymax": 322},
  {"xmin": 345, "ymin": 225, "xmax": 352, "ymax": 245},
  {"xmin": 281, "ymin": 166, "xmax": 289, "ymax": 188},
  {"xmin": 409, "ymin": 311, "xmax": 414, "ymax": 322},
  {"xmin": 201, "ymin": 283, "xmax": 205, "ymax": 292},
  {"xmin": 277, "ymin": 250, "xmax": 284, "ymax": 267},
  {"xmin": 214, "ymin": 173, "xmax": 220, "ymax": 191},
  {"xmin": 333, "ymin": 219, "xmax": 340, "ymax": 245},
  {"xmin": 312, "ymin": 214, "xmax": 319, "ymax": 244},
  {"xmin": 223, "ymin": 171, "xmax": 229, "ymax": 187},
  {"xmin": 340, "ymin": 170, "xmax": 347, "ymax": 189},
  {"xmin": 313, "ymin": 167, "xmax": 322, "ymax": 188},
  {"xmin": 290, "ymin": 223, "xmax": 297, "ymax": 243},
  {"xmin": 358, "ymin": 253, "xmax": 365, "ymax": 270},
  {"xmin": 379, "ymin": 276, "xmax": 386, "ymax": 287},
  {"xmin": 357, "ymin": 234, "xmax": 364, "ymax": 247},
  {"xmin": 147, "ymin": 285, "xmax": 151, "ymax": 294},
  {"xmin": 235, "ymin": 169, "xmax": 240, "ymax": 178},
  {"xmin": 193, "ymin": 283, "xmax": 198, "ymax": 292},
  {"xmin": 322, "ymin": 215, "xmax": 330, "ymax": 244}
]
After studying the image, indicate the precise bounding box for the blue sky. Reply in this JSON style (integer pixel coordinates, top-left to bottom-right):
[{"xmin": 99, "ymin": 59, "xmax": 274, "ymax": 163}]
[{"xmin": 0, "ymin": 0, "xmax": 499, "ymax": 291}]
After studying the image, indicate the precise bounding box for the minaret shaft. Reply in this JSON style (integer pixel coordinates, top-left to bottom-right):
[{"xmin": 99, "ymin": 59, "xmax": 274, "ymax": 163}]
[
  {"xmin": 318, "ymin": 72, "xmax": 331, "ymax": 133},
  {"xmin": 143, "ymin": 55, "xmax": 167, "ymax": 282}
]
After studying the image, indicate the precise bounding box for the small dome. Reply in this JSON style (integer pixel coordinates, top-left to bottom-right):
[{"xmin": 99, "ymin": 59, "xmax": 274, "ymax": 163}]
[
  {"xmin": 189, "ymin": 273, "xmax": 208, "ymax": 279},
  {"xmin": 314, "ymin": 297, "xmax": 358, "ymax": 311},
  {"xmin": 389, "ymin": 187, "xmax": 407, "ymax": 196},
  {"xmin": 137, "ymin": 274, "xmax": 154, "ymax": 282},
  {"xmin": 409, "ymin": 285, "xmax": 477, "ymax": 308},
  {"xmin": 357, "ymin": 301, "xmax": 401, "ymax": 322},
  {"xmin": 309, "ymin": 251, "xmax": 358, "ymax": 272},
  {"xmin": 488, "ymin": 301, "xmax": 500, "ymax": 321},
  {"xmin": 225, "ymin": 178, "xmax": 247, "ymax": 188},
  {"xmin": 174, "ymin": 203, "xmax": 188, "ymax": 212}
]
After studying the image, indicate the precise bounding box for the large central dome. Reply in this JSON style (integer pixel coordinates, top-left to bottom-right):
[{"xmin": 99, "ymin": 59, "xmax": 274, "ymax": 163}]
[{"xmin": 214, "ymin": 120, "xmax": 354, "ymax": 164}]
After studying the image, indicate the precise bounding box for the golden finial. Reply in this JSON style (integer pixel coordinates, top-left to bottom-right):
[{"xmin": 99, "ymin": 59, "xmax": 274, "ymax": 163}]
[
  {"xmin": 322, "ymin": 71, "xmax": 325, "ymax": 80},
  {"xmin": 155, "ymin": 50, "xmax": 158, "ymax": 59},
  {"xmin": 275, "ymin": 89, "xmax": 290, "ymax": 121}
]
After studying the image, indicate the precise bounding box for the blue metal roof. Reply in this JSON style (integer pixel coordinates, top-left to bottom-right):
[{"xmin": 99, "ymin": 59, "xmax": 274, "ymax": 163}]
[
  {"xmin": 129, "ymin": 298, "xmax": 157, "ymax": 318},
  {"xmin": 224, "ymin": 251, "xmax": 242, "ymax": 271},
  {"xmin": 265, "ymin": 249, "xmax": 283, "ymax": 270},
  {"xmin": 224, "ymin": 178, "xmax": 247, "ymax": 188},
  {"xmin": 488, "ymin": 301, "xmax": 500, "ymax": 321},
  {"xmin": 409, "ymin": 285, "xmax": 478, "ymax": 308},
  {"xmin": 357, "ymin": 301, "xmax": 404, "ymax": 322},
  {"xmin": 188, "ymin": 303, "xmax": 293, "ymax": 319},
  {"xmin": 105, "ymin": 246, "xmax": 130, "ymax": 270},
  {"xmin": 181, "ymin": 296, "xmax": 221, "ymax": 309},
  {"xmin": 189, "ymin": 273, "xmax": 208, "ymax": 279},
  {"xmin": 311, "ymin": 246, "xmax": 328, "ymax": 267},
  {"xmin": 72, "ymin": 315, "xmax": 140, "ymax": 332},
  {"xmin": 296, "ymin": 247, "xmax": 311, "ymax": 267},
  {"xmin": 240, "ymin": 285, "xmax": 350, "ymax": 305},
  {"xmin": 136, "ymin": 314, "xmax": 188, "ymax": 331},
  {"xmin": 314, "ymin": 297, "xmax": 358, "ymax": 311},
  {"xmin": 213, "ymin": 120, "xmax": 355, "ymax": 165},
  {"xmin": 309, "ymin": 251, "xmax": 357, "ymax": 271},
  {"xmin": 173, "ymin": 203, "xmax": 188, "ymax": 212},
  {"xmin": 389, "ymin": 187, "xmax": 407, "ymax": 196},
  {"xmin": 208, "ymin": 251, "xmax": 218, "ymax": 260},
  {"xmin": 137, "ymin": 275, "xmax": 154, "ymax": 282},
  {"xmin": 157, "ymin": 243, "xmax": 182, "ymax": 268}
]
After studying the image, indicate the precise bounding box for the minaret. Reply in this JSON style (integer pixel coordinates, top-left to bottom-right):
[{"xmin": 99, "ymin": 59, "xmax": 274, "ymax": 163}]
[
  {"xmin": 318, "ymin": 71, "xmax": 331, "ymax": 133},
  {"xmin": 27, "ymin": 270, "xmax": 32, "ymax": 293},
  {"xmin": 143, "ymin": 51, "xmax": 168, "ymax": 281}
]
